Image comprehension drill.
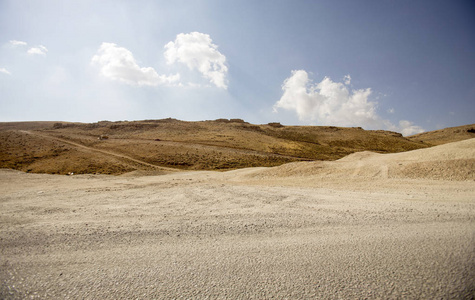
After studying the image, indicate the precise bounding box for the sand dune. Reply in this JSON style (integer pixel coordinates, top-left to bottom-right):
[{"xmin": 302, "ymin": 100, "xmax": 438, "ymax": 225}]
[
  {"xmin": 239, "ymin": 138, "xmax": 475, "ymax": 182},
  {"xmin": 1, "ymin": 139, "xmax": 474, "ymax": 299}
]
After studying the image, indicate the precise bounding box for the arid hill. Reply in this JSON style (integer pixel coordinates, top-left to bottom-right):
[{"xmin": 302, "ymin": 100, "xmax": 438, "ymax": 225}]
[
  {"xmin": 408, "ymin": 123, "xmax": 475, "ymax": 145},
  {"xmin": 0, "ymin": 118, "xmax": 453, "ymax": 175}
]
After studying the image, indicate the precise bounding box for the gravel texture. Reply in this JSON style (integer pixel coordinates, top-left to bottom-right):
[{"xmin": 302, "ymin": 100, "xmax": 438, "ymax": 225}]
[{"xmin": 1, "ymin": 140, "xmax": 474, "ymax": 299}]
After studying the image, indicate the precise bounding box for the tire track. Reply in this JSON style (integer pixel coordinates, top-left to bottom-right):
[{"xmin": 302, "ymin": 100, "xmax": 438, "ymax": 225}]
[{"xmin": 19, "ymin": 130, "xmax": 179, "ymax": 172}]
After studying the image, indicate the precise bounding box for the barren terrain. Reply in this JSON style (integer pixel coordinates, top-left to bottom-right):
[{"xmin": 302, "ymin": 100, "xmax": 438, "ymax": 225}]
[
  {"xmin": 409, "ymin": 124, "xmax": 475, "ymax": 146},
  {"xmin": 1, "ymin": 138, "xmax": 474, "ymax": 299},
  {"xmin": 1, "ymin": 119, "xmax": 445, "ymax": 175}
]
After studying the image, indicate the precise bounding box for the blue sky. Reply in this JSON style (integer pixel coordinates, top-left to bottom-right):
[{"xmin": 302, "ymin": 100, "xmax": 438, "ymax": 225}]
[{"xmin": 1, "ymin": 0, "xmax": 474, "ymax": 135}]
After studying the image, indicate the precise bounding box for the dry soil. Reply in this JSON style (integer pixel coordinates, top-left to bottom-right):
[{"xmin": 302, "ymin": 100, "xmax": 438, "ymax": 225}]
[{"xmin": 1, "ymin": 139, "xmax": 474, "ymax": 299}]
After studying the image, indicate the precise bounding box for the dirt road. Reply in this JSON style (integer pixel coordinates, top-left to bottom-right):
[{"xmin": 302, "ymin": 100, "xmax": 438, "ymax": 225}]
[{"xmin": 19, "ymin": 130, "xmax": 179, "ymax": 172}]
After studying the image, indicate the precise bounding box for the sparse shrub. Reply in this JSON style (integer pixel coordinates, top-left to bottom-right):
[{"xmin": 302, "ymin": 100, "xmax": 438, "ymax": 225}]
[
  {"xmin": 240, "ymin": 124, "xmax": 263, "ymax": 133},
  {"xmin": 268, "ymin": 122, "xmax": 283, "ymax": 128},
  {"xmin": 215, "ymin": 118, "xmax": 230, "ymax": 123}
]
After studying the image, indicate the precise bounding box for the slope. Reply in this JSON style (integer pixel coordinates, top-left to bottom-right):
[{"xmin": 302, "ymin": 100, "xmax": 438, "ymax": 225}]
[
  {"xmin": 408, "ymin": 124, "xmax": 475, "ymax": 145},
  {"xmin": 241, "ymin": 138, "xmax": 475, "ymax": 182},
  {"xmin": 1, "ymin": 118, "xmax": 428, "ymax": 175}
]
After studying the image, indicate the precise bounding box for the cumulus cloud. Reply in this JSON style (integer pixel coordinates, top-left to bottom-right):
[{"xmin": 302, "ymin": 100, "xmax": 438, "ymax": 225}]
[
  {"xmin": 92, "ymin": 42, "xmax": 179, "ymax": 86},
  {"xmin": 164, "ymin": 32, "xmax": 228, "ymax": 89},
  {"xmin": 274, "ymin": 70, "xmax": 424, "ymax": 136},
  {"xmin": 9, "ymin": 40, "xmax": 27, "ymax": 47},
  {"xmin": 27, "ymin": 45, "xmax": 48, "ymax": 55},
  {"xmin": 0, "ymin": 68, "xmax": 11, "ymax": 75},
  {"xmin": 398, "ymin": 120, "xmax": 425, "ymax": 136},
  {"xmin": 274, "ymin": 70, "xmax": 379, "ymax": 127}
]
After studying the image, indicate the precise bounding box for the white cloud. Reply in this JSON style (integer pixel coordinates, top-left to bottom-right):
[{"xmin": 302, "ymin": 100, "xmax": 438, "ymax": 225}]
[
  {"xmin": 387, "ymin": 108, "xmax": 395, "ymax": 114},
  {"xmin": 0, "ymin": 68, "xmax": 11, "ymax": 75},
  {"xmin": 274, "ymin": 70, "xmax": 379, "ymax": 127},
  {"xmin": 27, "ymin": 45, "xmax": 48, "ymax": 55},
  {"xmin": 9, "ymin": 40, "xmax": 27, "ymax": 47},
  {"xmin": 8, "ymin": 40, "xmax": 49, "ymax": 57},
  {"xmin": 274, "ymin": 70, "xmax": 424, "ymax": 136},
  {"xmin": 343, "ymin": 74, "xmax": 351, "ymax": 85},
  {"xmin": 164, "ymin": 32, "xmax": 228, "ymax": 89},
  {"xmin": 398, "ymin": 120, "xmax": 425, "ymax": 136},
  {"xmin": 92, "ymin": 42, "xmax": 179, "ymax": 86}
]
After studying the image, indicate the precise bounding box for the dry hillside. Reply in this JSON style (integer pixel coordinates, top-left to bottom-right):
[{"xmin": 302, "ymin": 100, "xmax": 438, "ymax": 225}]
[
  {"xmin": 0, "ymin": 118, "xmax": 435, "ymax": 175},
  {"xmin": 408, "ymin": 123, "xmax": 475, "ymax": 145}
]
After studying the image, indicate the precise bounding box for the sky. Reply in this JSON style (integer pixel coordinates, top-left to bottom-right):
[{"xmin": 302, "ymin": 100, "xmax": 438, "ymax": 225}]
[{"xmin": 1, "ymin": 0, "xmax": 474, "ymax": 135}]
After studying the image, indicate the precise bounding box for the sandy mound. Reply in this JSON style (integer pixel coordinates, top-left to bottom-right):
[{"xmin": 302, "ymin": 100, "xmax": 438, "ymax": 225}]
[{"xmin": 242, "ymin": 138, "xmax": 475, "ymax": 181}]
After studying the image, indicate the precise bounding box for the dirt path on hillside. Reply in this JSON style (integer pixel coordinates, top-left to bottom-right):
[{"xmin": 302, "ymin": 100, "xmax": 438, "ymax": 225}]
[{"xmin": 19, "ymin": 130, "xmax": 179, "ymax": 172}]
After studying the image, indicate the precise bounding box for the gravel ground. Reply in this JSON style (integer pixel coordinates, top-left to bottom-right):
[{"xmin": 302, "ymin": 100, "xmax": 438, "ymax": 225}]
[{"xmin": 1, "ymin": 166, "xmax": 474, "ymax": 299}]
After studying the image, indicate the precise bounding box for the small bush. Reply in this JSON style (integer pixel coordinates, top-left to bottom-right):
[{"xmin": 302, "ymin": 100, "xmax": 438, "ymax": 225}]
[{"xmin": 268, "ymin": 122, "xmax": 283, "ymax": 128}]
